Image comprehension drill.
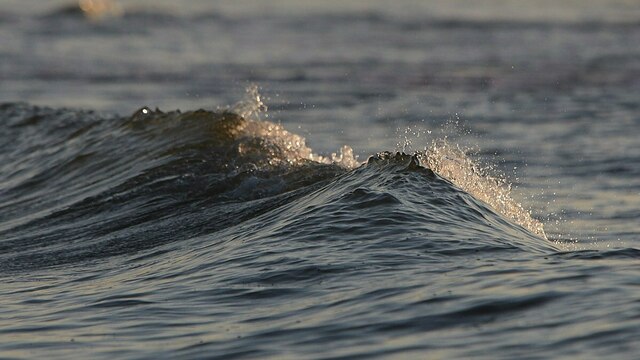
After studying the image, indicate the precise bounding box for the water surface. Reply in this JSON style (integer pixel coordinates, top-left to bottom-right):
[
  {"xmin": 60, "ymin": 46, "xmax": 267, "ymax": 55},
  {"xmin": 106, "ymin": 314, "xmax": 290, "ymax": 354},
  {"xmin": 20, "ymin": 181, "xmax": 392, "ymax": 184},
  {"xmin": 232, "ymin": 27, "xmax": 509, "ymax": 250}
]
[{"xmin": 1, "ymin": 1, "xmax": 639, "ymax": 358}]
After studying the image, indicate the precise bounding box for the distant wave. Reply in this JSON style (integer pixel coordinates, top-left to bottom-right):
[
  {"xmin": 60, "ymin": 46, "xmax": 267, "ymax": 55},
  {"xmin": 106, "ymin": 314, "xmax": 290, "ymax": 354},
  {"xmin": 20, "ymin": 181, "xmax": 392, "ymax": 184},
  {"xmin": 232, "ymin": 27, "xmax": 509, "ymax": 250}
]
[{"xmin": 35, "ymin": 2, "xmax": 640, "ymax": 31}]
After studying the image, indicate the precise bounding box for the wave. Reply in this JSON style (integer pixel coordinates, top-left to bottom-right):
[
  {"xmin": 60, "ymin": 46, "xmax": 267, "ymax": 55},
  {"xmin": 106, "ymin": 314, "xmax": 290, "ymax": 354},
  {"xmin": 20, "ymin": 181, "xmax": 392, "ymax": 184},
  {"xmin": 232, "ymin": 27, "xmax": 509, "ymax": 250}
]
[
  {"xmin": 0, "ymin": 88, "xmax": 553, "ymax": 271},
  {"xmin": 34, "ymin": 2, "xmax": 640, "ymax": 31}
]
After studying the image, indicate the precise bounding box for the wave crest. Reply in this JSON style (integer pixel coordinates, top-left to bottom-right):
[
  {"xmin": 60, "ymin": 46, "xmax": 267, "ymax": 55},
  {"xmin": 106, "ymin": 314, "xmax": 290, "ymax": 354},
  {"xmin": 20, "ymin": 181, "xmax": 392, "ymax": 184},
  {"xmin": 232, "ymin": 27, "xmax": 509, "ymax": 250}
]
[{"xmin": 418, "ymin": 140, "xmax": 546, "ymax": 238}]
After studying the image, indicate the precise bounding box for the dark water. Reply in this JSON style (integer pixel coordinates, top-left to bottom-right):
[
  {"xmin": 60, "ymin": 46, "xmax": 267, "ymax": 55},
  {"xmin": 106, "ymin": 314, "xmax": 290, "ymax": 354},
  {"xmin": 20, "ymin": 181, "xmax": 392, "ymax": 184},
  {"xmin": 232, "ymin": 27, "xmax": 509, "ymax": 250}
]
[{"xmin": 1, "ymin": 1, "xmax": 640, "ymax": 359}]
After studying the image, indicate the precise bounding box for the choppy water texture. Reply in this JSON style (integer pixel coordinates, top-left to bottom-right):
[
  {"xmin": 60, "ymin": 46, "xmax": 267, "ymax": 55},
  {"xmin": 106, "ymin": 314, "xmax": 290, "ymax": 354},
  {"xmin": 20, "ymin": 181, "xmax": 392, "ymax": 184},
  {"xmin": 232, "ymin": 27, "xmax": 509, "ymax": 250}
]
[{"xmin": 1, "ymin": 1, "xmax": 640, "ymax": 359}]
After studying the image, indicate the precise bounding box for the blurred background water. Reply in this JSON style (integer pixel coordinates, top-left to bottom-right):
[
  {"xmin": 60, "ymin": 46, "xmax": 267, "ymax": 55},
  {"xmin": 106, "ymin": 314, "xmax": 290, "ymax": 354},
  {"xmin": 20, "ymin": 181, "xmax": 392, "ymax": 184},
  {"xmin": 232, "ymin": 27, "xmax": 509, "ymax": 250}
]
[{"xmin": 1, "ymin": 1, "xmax": 639, "ymax": 358}]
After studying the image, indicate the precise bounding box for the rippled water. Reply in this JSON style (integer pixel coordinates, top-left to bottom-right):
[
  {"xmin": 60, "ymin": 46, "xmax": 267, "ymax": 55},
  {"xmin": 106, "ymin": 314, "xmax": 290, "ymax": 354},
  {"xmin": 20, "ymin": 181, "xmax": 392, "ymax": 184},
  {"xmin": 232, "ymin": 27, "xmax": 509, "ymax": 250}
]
[{"xmin": 1, "ymin": 1, "xmax": 639, "ymax": 359}]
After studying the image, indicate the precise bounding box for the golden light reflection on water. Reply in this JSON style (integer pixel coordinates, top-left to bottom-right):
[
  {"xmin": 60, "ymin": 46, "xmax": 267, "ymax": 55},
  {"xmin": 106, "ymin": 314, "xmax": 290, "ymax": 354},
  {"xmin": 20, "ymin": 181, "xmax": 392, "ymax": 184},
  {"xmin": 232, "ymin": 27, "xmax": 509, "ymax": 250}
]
[{"xmin": 78, "ymin": 0, "xmax": 122, "ymax": 20}]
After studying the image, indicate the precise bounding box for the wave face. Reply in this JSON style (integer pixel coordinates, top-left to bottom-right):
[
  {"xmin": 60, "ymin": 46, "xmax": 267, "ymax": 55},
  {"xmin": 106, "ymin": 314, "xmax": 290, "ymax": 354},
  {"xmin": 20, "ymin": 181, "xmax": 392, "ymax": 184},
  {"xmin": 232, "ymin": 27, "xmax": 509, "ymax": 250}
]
[{"xmin": 1, "ymin": 100, "xmax": 637, "ymax": 359}]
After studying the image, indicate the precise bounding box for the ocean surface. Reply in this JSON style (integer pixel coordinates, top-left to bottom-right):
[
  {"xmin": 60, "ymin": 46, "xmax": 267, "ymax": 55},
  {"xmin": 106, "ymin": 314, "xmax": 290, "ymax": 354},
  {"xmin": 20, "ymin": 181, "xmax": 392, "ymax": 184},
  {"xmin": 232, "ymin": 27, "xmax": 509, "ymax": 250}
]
[{"xmin": 1, "ymin": 1, "xmax": 640, "ymax": 358}]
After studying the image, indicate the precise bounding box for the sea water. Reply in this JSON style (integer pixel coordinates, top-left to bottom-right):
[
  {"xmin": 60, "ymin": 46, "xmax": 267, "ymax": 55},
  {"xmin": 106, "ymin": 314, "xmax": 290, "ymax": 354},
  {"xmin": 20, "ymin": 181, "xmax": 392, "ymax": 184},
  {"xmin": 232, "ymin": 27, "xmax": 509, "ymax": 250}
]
[{"xmin": 1, "ymin": 1, "xmax": 639, "ymax": 358}]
